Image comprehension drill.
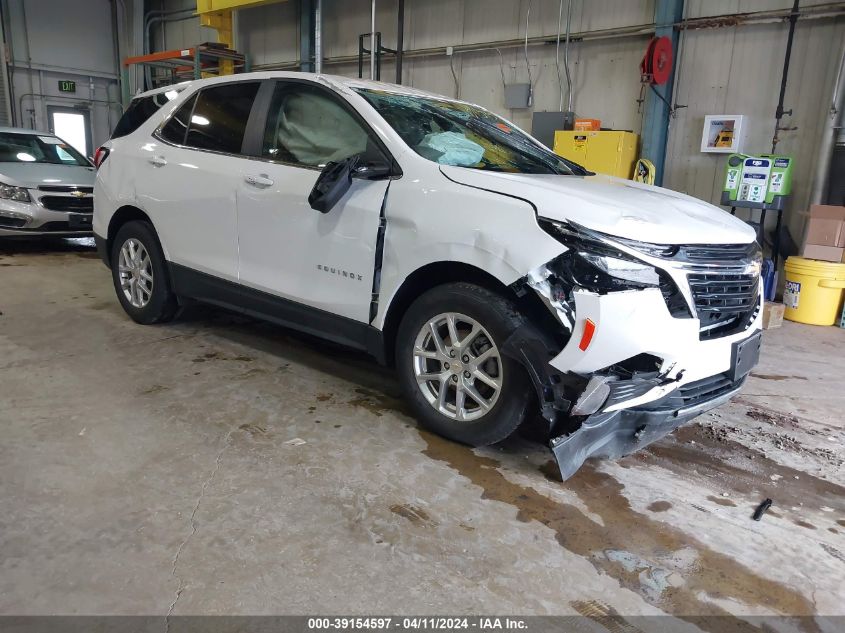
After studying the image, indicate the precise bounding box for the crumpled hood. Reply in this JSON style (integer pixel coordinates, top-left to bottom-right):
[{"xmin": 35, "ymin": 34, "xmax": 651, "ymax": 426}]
[
  {"xmin": 440, "ymin": 166, "xmax": 756, "ymax": 245},
  {"xmin": 0, "ymin": 163, "xmax": 95, "ymax": 188}
]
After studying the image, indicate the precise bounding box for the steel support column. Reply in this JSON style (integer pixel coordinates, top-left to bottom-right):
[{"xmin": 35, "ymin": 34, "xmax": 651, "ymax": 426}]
[
  {"xmin": 299, "ymin": 0, "xmax": 315, "ymax": 72},
  {"xmin": 641, "ymin": 0, "xmax": 683, "ymax": 187}
]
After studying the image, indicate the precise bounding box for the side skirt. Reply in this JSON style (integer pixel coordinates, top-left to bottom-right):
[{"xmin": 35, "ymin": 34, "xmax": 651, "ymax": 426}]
[{"xmin": 169, "ymin": 263, "xmax": 386, "ymax": 359}]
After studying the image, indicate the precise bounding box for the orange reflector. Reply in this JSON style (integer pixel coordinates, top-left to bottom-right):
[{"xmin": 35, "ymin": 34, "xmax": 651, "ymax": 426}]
[{"xmin": 578, "ymin": 318, "xmax": 596, "ymax": 351}]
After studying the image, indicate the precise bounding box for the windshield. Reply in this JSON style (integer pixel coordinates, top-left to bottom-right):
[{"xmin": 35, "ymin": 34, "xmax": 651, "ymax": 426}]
[
  {"xmin": 0, "ymin": 132, "xmax": 90, "ymax": 166},
  {"xmin": 354, "ymin": 89, "xmax": 586, "ymax": 175}
]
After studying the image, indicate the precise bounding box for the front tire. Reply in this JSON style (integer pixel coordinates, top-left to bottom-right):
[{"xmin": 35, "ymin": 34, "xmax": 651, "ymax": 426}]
[
  {"xmin": 395, "ymin": 283, "xmax": 532, "ymax": 447},
  {"xmin": 110, "ymin": 220, "xmax": 178, "ymax": 324}
]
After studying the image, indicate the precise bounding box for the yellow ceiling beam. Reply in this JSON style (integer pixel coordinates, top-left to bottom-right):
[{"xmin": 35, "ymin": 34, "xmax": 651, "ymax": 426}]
[{"xmin": 196, "ymin": 0, "xmax": 287, "ymax": 14}]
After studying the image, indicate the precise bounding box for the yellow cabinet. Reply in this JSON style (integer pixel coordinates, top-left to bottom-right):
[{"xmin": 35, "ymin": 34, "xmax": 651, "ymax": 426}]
[{"xmin": 553, "ymin": 130, "xmax": 639, "ymax": 179}]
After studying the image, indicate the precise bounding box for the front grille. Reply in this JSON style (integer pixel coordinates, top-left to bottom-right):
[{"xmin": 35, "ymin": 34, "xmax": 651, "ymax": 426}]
[
  {"xmin": 680, "ymin": 243, "xmax": 755, "ymax": 262},
  {"xmin": 38, "ymin": 185, "xmax": 94, "ymax": 193},
  {"xmin": 688, "ymin": 273, "xmax": 759, "ymax": 314},
  {"xmin": 39, "ymin": 196, "xmax": 94, "ymax": 212},
  {"xmin": 688, "ymin": 273, "xmax": 759, "ymax": 339},
  {"xmin": 671, "ymin": 373, "xmax": 739, "ymax": 409},
  {"xmin": 643, "ymin": 372, "xmax": 741, "ymax": 412}
]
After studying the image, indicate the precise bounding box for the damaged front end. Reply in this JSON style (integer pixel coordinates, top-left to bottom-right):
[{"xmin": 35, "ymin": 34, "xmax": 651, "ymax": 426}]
[{"xmin": 506, "ymin": 220, "xmax": 759, "ymax": 480}]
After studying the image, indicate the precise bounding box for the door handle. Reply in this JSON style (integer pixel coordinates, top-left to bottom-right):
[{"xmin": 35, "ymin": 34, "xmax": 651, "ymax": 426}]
[
  {"xmin": 148, "ymin": 156, "xmax": 167, "ymax": 167},
  {"xmin": 244, "ymin": 174, "xmax": 274, "ymax": 187}
]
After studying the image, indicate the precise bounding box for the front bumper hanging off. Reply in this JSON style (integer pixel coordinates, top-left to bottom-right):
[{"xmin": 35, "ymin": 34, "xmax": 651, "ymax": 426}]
[{"xmin": 549, "ymin": 377, "xmax": 744, "ymax": 480}]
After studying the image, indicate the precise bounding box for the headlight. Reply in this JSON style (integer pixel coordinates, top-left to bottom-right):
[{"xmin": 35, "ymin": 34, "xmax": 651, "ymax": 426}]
[
  {"xmin": 540, "ymin": 219, "xmax": 661, "ymax": 291},
  {"xmin": 0, "ymin": 182, "xmax": 31, "ymax": 203},
  {"xmin": 580, "ymin": 253, "xmax": 660, "ymax": 286}
]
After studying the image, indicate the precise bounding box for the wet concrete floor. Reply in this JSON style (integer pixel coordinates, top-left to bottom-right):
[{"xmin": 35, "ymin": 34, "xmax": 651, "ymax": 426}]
[{"xmin": 1, "ymin": 240, "xmax": 843, "ymax": 628}]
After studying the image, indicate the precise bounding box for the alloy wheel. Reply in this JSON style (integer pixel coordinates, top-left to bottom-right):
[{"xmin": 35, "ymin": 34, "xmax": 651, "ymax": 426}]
[
  {"xmin": 118, "ymin": 238, "xmax": 154, "ymax": 308},
  {"xmin": 412, "ymin": 312, "xmax": 503, "ymax": 421}
]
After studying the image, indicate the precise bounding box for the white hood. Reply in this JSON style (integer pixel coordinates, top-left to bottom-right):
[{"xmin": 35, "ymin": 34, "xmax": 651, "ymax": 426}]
[{"xmin": 440, "ymin": 167, "xmax": 757, "ymax": 245}]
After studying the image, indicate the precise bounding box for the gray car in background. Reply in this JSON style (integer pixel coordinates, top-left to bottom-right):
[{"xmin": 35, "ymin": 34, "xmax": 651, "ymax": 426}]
[{"xmin": 0, "ymin": 127, "xmax": 95, "ymax": 237}]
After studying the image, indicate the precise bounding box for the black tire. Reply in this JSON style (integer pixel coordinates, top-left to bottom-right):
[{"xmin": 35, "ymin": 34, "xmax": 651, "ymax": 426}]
[
  {"xmin": 395, "ymin": 282, "xmax": 532, "ymax": 447},
  {"xmin": 110, "ymin": 220, "xmax": 178, "ymax": 325}
]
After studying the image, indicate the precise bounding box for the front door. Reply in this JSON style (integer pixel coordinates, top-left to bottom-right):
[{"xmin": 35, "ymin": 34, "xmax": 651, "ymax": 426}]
[{"xmin": 236, "ymin": 80, "xmax": 391, "ymax": 323}]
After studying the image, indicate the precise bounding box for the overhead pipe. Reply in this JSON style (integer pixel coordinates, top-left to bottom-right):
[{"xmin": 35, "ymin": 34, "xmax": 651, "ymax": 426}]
[
  {"xmin": 370, "ymin": 0, "xmax": 376, "ymax": 80},
  {"xmin": 563, "ymin": 0, "xmax": 573, "ymax": 112},
  {"xmin": 144, "ymin": 10, "xmax": 195, "ymax": 56},
  {"xmin": 253, "ymin": 2, "xmax": 845, "ymax": 72},
  {"xmin": 396, "ymin": 0, "xmax": 404, "ymax": 84},
  {"xmin": 314, "ymin": 0, "xmax": 322, "ymax": 73},
  {"xmin": 770, "ymin": 0, "xmax": 800, "ymax": 154},
  {"xmin": 810, "ymin": 40, "xmax": 845, "ymax": 205}
]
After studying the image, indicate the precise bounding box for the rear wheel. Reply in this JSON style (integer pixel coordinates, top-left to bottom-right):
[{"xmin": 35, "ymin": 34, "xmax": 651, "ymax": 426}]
[
  {"xmin": 110, "ymin": 220, "xmax": 178, "ymax": 324},
  {"xmin": 395, "ymin": 283, "xmax": 531, "ymax": 446}
]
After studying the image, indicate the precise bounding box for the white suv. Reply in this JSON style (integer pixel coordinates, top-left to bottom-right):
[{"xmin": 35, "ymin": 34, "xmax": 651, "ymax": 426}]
[{"xmin": 94, "ymin": 72, "xmax": 762, "ymax": 479}]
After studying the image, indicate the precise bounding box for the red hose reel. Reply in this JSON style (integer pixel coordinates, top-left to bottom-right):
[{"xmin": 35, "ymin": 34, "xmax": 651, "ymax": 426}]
[{"xmin": 640, "ymin": 36, "xmax": 673, "ymax": 85}]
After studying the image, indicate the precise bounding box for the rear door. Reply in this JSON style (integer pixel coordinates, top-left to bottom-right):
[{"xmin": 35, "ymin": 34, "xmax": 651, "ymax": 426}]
[
  {"xmin": 137, "ymin": 80, "xmax": 261, "ymax": 281},
  {"xmin": 236, "ymin": 80, "xmax": 392, "ymax": 322}
]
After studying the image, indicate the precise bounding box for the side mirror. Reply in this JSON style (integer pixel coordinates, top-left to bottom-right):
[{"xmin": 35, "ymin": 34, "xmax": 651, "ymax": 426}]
[
  {"xmin": 308, "ymin": 156, "xmax": 358, "ymax": 213},
  {"xmin": 354, "ymin": 162, "xmax": 392, "ymax": 179}
]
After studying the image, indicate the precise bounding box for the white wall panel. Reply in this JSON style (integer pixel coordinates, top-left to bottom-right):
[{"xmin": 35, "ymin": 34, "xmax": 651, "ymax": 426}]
[
  {"xmin": 665, "ymin": 16, "xmax": 845, "ymax": 240},
  {"xmin": 4, "ymin": 0, "xmax": 122, "ymax": 145}
]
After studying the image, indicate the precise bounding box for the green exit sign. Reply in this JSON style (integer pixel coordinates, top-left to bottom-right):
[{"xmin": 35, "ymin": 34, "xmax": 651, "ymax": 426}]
[{"xmin": 58, "ymin": 80, "xmax": 76, "ymax": 93}]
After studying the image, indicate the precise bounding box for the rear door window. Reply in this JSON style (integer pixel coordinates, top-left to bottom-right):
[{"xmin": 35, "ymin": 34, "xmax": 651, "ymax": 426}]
[{"xmin": 183, "ymin": 82, "xmax": 260, "ymax": 154}]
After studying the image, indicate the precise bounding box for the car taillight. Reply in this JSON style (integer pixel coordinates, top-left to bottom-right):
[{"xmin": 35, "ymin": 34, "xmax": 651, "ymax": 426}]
[{"xmin": 93, "ymin": 146, "xmax": 110, "ymax": 169}]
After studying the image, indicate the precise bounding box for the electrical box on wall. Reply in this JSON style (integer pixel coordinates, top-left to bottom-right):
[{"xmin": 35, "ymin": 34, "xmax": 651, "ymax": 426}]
[
  {"xmin": 554, "ymin": 130, "xmax": 639, "ymax": 179},
  {"xmin": 701, "ymin": 114, "xmax": 746, "ymax": 153},
  {"xmin": 504, "ymin": 83, "xmax": 531, "ymax": 109},
  {"xmin": 531, "ymin": 111, "xmax": 574, "ymax": 149},
  {"xmin": 720, "ymin": 153, "xmax": 794, "ymax": 210}
]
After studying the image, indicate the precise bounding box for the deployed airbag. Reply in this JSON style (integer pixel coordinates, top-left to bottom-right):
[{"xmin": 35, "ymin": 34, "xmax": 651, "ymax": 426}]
[{"xmin": 418, "ymin": 131, "xmax": 484, "ymax": 167}]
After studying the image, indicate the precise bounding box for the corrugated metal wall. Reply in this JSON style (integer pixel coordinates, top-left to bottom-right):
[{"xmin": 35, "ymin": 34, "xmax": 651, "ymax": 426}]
[
  {"xmin": 153, "ymin": 0, "xmax": 845, "ymax": 243},
  {"xmin": 0, "ymin": 29, "xmax": 12, "ymax": 126},
  {"xmin": 666, "ymin": 1, "xmax": 845, "ymax": 241}
]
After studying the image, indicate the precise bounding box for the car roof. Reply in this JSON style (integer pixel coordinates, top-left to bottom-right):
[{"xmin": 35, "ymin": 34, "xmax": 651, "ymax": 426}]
[
  {"xmin": 131, "ymin": 81, "xmax": 192, "ymax": 100},
  {"xmin": 136, "ymin": 71, "xmax": 451, "ymax": 101},
  {"xmin": 0, "ymin": 126, "xmax": 56, "ymax": 136}
]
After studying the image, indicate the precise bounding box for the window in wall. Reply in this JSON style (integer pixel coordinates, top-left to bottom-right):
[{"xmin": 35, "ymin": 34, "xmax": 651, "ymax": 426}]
[{"xmin": 184, "ymin": 82, "xmax": 260, "ymax": 154}]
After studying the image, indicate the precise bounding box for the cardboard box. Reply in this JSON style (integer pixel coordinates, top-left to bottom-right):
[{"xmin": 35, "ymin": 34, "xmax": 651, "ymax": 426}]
[
  {"xmin": 802, "ymin": 205, "xmax": 845, "ymax": 262},
  {"xmin": 762, "ymin": 302, "xmax": 785, "ymax": 330},
  {"xmin": 574, "ymin": 118, "xmax": 601, "ymax": 131},
  {"xmin": 802, "ymin": 244, "xmax": 845, "ymax": 262}
]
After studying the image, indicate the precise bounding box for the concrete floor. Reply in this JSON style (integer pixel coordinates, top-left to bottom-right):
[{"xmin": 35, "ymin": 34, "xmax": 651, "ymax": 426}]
[{"xmin": 1, "ymin": 239, "xmax": 844, "ymax": 627}]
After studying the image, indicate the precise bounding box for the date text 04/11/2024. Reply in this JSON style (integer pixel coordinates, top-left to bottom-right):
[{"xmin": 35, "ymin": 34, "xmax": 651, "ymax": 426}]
[{"xmin": 306, "ymin": 617, "xmax": 529, "ymax": 630}]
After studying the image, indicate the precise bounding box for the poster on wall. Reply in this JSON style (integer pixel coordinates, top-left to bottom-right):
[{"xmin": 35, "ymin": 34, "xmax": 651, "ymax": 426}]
[{"xmin": 700, "ymin": 114, "xmax": 746, "ymax": 154}]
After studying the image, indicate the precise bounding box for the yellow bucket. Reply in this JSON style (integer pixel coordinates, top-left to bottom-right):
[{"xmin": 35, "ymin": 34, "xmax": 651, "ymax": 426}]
[{"xmin": 783, "ymin": 256, "xmax": 845, "ymax": 326}]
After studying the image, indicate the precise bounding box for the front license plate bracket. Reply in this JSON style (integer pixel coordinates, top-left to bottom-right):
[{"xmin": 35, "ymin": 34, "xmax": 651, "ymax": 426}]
[{"xmin": 730, "ymin": 332, "xmax": 761, "ymax": 381}]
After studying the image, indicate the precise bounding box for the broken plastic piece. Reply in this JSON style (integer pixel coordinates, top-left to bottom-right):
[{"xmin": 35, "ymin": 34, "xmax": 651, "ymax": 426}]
[
  {"xmin": 752, "ymin": 498, "xmax": 773, "ymax": 521},
  {"xmin": 571, "ymin": 375, "xmax": 613, "ymax": 416}
]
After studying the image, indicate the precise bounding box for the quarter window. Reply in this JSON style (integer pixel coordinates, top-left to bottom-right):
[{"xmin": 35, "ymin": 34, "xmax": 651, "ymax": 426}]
[
  {"xmin": 184, "ymin": 82, "xmax": 260, "ymax": 154},
  {"xmin": 260, "ymin": 83, "xmax": 373, "ymax": 168},
  {"xmin": 158, "ymin": 93, "xmax": 197, "ymax": 145}
]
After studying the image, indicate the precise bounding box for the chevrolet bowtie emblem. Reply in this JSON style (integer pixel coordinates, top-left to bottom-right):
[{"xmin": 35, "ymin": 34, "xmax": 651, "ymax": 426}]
[{"xmin": 71, "ymin": 190, "xmax": 88, "ymax": 198}]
